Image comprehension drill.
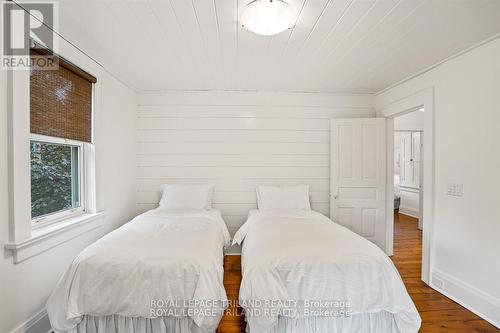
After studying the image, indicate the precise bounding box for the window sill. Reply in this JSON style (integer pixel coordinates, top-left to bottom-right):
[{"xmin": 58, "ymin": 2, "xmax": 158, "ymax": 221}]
[{"xmin": 5, "ymin": 211, "xmax": 105, "ymax": 264}]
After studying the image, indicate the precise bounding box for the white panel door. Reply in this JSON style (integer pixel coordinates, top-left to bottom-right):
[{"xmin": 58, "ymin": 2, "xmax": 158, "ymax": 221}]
[
  {"xmin": 400, "ymin": 132, "xmax": 412, "ymax": 187},
  {"xmin": 412, "ymin": 131, "xmax": 421, "ymax": 188},
  {"xmin": 330, "ymin": 118, "xmax": 386, "ymax": 248}
]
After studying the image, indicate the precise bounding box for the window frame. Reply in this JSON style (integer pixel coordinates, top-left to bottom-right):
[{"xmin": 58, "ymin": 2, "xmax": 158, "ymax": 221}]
[
  {"xmin": 4, "ymin": 40, "xmax": 102, "ymax": 264},
  {"xmin": 30, "ymin": 133, "xmax": 86, "ymax": 228}
]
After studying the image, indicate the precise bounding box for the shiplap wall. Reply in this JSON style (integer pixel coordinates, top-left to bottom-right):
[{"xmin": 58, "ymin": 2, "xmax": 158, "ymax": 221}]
[{"xmin": 136, "ymin": 91, "xmax": 375, "ymax": 249}]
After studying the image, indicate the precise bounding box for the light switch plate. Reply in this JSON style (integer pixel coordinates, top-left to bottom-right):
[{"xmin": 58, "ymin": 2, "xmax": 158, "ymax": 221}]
[{"xmin": 447, "ymin": 183, "xmax": 463, "ymax": 197}]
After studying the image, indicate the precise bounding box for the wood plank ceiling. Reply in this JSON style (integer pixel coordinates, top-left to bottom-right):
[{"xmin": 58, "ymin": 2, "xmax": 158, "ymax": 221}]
[{"xmin": 55, "ymin": 0, "xmax": 500, "ymax": 93}]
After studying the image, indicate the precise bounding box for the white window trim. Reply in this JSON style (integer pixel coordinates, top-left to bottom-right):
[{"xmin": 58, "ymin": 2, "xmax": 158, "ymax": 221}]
[
  {"xmin": 5, "ymin": 212, "xmax": 105, "ymax": 263},
  {"xmin": 5, "ymin": 66, "xmax": 102, "ymax": 264}
]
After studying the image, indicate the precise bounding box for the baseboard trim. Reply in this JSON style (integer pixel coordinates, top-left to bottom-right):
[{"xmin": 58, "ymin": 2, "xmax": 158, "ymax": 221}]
[
  {"xmin": 398, "ymin": 208, "xmax": 419, "ymax": 218},
  {"xmin": 225, "ymin": 243, "xmax": 241, "ymax": 255},
  {"xmin": 431, "ymin": 269, "xmax": 500, "ymax": 328},
  {"xmin": 10, "ymin": 307, "xmax": 50, "ymax": 333}
]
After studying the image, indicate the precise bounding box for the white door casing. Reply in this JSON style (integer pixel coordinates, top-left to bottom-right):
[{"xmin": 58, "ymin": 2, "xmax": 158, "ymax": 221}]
[
  {"xmin": 379, "ymin": 87, "xmax": 434, "ymax": 285},
  {"xmin": 330, "ymin": 118, "xmax": 387, "ymax": 249}
]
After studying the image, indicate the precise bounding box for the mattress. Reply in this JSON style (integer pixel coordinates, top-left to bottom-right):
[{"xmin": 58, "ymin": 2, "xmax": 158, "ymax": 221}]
[
  {"xmin": 47, "ymin": 209, "xmax": 231, "ymax": 333},
  {"xmin": 233, "ymin": 209, "xmax": 421, "ymax": 333}
]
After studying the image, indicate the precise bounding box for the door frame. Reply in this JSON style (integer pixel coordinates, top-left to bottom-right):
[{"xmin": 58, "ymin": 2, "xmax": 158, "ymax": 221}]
[{"xmin": 378, "ymin": 88, "xmax": 434, "ymax": 285}]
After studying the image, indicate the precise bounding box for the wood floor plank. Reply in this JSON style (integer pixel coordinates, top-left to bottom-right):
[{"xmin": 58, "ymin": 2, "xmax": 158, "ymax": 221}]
[
  {"xmin": 420, "ymin": 319, "xmax": 499, "ymax": 333},
  {"xmin": 217, "ymin": 212, "xmax": 499, "ymax": 332}
]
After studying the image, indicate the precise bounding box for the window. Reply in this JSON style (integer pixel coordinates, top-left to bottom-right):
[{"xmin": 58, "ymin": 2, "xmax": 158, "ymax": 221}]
[
  {"xmin": 29, "ymin": 46, "xmax": 96, "ymax": 225},
  {"xmin": 30, "ymin": 136, "xmax": 83, "ymax": 223},
  {"xmin": 5, "ymin": 41, "xmax": 102, "ymax": 263}
]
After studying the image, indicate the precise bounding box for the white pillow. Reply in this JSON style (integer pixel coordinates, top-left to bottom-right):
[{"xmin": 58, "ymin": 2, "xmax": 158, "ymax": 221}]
[
  {"xmin": 159, "ymin": 184, "xmax": 214, "ymax": 210},
  {"xmin": 256, "ymin": 185, "xmax": 311, "ymax": 211}
]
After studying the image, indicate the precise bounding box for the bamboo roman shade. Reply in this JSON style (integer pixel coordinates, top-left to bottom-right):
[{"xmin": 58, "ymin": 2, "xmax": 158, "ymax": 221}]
[{"xmin": 30, "ymin": 48, "xmax": 96, "ymax": 143}]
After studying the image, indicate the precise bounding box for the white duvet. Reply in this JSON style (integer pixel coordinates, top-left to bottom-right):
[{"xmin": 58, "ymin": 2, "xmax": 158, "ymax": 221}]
[
  {"xmin": 47, "ymin": 209, "xmax": 231, "ymax": 332},
  {"xmin": 233, "ymin": 210, "xmax": 421, "ymax": 333}
]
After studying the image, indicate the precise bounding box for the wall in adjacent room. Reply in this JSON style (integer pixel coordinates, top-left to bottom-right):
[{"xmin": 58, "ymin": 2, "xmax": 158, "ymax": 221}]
[
  {"xmin": 0, "ymin": 36, "xmax": 137, "ymax": 333},
  {"xmin": 394, "ymin": 110, "xmax": 424, "ymax": 219},
  {"xmin": 377, "ymin": 37, "xmax": 500, "ymax": 327},
  {"xmin": 394, "ymin": 110, "xmax": 424, "ymax": 131},
  {"xmin": 135, "ymin": 90, "xmax": 375, "ymax": 251}
]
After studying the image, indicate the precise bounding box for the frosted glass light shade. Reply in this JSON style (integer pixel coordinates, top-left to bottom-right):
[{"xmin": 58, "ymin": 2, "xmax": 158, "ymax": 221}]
[{"xmin": 241, "ymin": 0, "xmax": 295, "ymax": 36}]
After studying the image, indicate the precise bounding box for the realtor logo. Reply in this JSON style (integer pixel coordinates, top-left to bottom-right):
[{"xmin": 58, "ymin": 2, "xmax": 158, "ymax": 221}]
[{"xmin": 1, "ymin": 1, "xmax": 58, "ymax": 69}]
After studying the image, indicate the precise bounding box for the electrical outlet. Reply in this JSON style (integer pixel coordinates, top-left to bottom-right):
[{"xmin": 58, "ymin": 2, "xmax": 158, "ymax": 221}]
[{"xmin": 446, "ymin": 183, "xmax": 463, "ymax": 197}]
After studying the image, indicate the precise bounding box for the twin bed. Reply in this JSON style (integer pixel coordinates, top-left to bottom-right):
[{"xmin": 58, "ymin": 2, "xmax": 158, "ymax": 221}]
[{"xmin": 47, "ymin": 184, "xmax": 421, "ymax": 333}]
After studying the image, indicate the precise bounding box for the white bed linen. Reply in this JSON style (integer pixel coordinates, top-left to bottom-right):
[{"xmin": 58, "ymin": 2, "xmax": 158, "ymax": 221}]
[
  {"xmin": 67, "ymin": 315, "xmax": 208, "ymax": 333},
  {"xmin": 47, "ymin": 209, "xmax": 231, "ymax": 333},
  {"xmin": 256, "ymin": 185, "xmax": 311, "ymax": 211},
  {"xmin": 159, "ymin": 184, "xmax": 214, "ymax": 210},
  {"xmin": 233, "ymin": 210, "xmax": 421, "ymax": 333}
]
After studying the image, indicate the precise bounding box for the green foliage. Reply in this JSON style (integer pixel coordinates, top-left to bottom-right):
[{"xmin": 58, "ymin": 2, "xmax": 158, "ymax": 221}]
[{"xmin": 31, "ymin": 142, "xmax": 73, "ymax": 218}]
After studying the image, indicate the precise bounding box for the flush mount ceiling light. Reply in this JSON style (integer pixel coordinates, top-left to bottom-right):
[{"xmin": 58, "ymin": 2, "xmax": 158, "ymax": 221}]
[{"xmin": 241, "ymin": 0, "xmax": 295, "ymax": 36}]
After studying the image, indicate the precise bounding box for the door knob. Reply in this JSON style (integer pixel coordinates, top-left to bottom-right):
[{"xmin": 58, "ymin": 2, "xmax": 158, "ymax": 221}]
[{"xmin": 332, "ymin": 193, "xmax": 338, "ymax": 199}]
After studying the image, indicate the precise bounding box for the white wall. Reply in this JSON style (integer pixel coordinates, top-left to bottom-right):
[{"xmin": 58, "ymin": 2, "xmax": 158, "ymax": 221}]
[
  {"xmin": 394, "ymin": 127, "xmax": 422, "ymax": 219},
  {"xmin": 0, "ymin": 39, "xmax": 137, "ymax": 332},
  {"xmin": 394, "ymin": 110, "xmax": 424, "ymax": 131},
  {"xmin": 135, "ymin": 91, "xmax": 374, "ymax": 251},
  {"xmin": 377, "ymin": 37, "xmax": 500, "ymax": 326},
  {"xmin": 398, "ymin": 188, "xmax": 420, "ymax": 218}
]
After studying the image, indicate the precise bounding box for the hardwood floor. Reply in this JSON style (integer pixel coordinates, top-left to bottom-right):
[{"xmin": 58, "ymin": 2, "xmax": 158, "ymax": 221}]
[
  {"xmin": 219, "ymin": 255, "xmax": 245, "ymax": 333},
  {"xmin": 218, "ymin": 212, "xmax": 499, "ymax": 332},
  {"xmin": 392, "ymin": 212, "xmax": 499, "ymax": 332}
]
